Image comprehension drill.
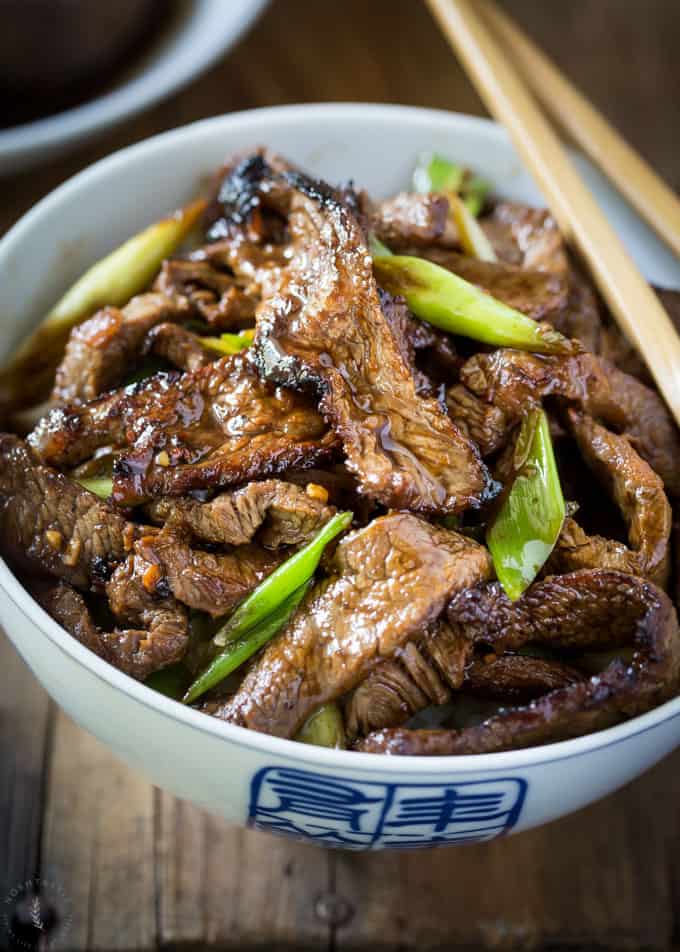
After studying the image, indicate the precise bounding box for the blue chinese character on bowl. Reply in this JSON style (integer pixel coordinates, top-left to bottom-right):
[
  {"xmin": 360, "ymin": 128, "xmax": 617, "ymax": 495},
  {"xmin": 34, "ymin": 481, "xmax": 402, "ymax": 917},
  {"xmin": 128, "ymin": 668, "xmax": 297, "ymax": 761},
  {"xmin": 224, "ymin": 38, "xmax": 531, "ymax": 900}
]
[{"xmin": 249, "ymin": 767, "xmax": 527, "ymax": 849}]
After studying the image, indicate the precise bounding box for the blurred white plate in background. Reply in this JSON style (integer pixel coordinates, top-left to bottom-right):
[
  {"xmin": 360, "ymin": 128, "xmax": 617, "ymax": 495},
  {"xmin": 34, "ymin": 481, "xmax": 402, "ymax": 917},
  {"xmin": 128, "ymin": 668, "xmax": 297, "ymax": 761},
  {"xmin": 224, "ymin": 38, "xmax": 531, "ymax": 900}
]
[{"xmin": 0, "ymin": 0, "xmax": 269, "ymax": 176}]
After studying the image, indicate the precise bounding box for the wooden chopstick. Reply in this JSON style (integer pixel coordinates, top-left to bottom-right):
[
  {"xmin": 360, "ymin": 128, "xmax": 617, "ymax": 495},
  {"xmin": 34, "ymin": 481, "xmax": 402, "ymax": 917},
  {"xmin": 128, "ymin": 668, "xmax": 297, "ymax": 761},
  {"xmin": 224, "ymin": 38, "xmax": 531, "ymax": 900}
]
[
  {"xmin": 478, "ymin": 0, "xmax": 680, "ymax": 261},
  {"xmin": 425, "ymin": 0, "xmax": 680, "ymax": 428}
]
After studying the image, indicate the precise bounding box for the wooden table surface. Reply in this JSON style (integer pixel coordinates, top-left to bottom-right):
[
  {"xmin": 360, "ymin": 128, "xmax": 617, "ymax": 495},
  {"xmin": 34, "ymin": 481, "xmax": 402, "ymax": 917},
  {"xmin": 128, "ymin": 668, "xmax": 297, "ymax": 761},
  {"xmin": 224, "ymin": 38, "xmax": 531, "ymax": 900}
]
[{"xmin": 1, "ymin": 1, "xmax": 679, "ymax": 949}]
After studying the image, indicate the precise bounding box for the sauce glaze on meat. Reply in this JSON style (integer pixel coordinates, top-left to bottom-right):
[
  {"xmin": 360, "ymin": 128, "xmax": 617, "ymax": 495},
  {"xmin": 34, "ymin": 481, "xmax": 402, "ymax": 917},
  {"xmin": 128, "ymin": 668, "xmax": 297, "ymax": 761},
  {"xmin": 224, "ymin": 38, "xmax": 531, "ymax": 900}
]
[{"xmin": 1, "ymin": 150, "xmax": 679, "ymax": 755}]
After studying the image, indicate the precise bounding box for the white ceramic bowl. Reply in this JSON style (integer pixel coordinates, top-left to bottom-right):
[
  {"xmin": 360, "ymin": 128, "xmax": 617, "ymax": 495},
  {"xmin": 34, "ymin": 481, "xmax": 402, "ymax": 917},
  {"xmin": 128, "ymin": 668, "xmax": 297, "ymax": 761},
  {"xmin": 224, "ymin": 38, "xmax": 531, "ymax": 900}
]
[{"xmin": 1, "ymin": 104, "xmax": 679, "ymax": 851}]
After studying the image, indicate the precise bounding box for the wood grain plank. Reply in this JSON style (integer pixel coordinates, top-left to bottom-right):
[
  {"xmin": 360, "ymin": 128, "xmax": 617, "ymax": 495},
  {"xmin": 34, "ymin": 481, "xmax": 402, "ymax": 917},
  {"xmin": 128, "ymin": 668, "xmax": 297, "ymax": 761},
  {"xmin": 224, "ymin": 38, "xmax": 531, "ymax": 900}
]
[
  {"xmin": 334, "ymin": 750, "xmax": 680, "ymax": 951},
  {"xmin": 500, "ymin": 0, "xmax": 680, "ymax": 191},
  {"xmin": 0, "ymin": 634, "xmax": 52, "ymax": 922},
  {"xmin": 156, "ymin": 792, "xmax": 330, "ymax": 949},
  {"xmin": 41, "ymin": 712, "xmax": 156, "ymax": 951}
]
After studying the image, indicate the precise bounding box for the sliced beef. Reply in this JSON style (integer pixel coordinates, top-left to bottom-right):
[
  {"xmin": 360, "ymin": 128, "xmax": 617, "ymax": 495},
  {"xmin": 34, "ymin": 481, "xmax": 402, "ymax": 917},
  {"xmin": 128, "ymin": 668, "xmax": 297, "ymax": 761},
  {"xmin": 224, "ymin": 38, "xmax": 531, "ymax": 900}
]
[
  {"xmin": 219, "ymin": 158, "xmax": 490, "ymax": 514},
  {"xmin": 345, "ymin": 636, "xmax": 453, "ymax": 739},
  {"xmin": 30, "ymin": 354, "xmax": 338, "ymax": 506},
  {"xmin": 144, "ymin": 323, "xmax": 213, "ymax": 373},
  {"xmin": 146, "ymin": 479, "xmax": 334, "ymax": 548},
  {"xmin": 481, "ymin": 201, "xmax": 569, "ymax": 274},
  {"xmin": 370, "ymin": 192, "xmax": 455, "ymax": 249},
  {"xmin": 52, "ymin": 292, "xmax": 188, "ymax": 404},
  {"xmin": 463, "ymin": 654, "xmax": 583, "ymax": 700},
  {"xmin": 0, "ymin": 434, "xmax": 295, "ymax": 664},
  {"xmin": 446, "ymin": 385, "xmax": 510, "ymax": 456},
  {"xmin": 345, "ymin": 622, "xmax": 581, "ymax": 737},
  {"xmin": 196, "ymin": 237, "xmax": 288, "ymax": 303},
  {"xmin": 37, "ymin": 565, "xmax": 188, "ymax": 680},
  {"xmin": 208, "ymin": 513, "xmax": 493, "ymax": 737},
  {"xmin": 460, "ymin": 349, "xmax": 680, "ymax": 495},
  {"xmin": 0, "ymin": 433, "xmax": 134, "ymax": 590},
  {"xmin": 0, "ymin": 435, "xmax": 191, "ymax": 676},
  {"xmin": 380, "ymin": 289, "xmax": 459, "ymax": 396},
  {"xmin": 134, "ymin": 532, "xmax": 283, "ymax": 618},
  {"xmin": 358, "ymin": 570, "xmax": 680, "ymax": 754},
  {"xmin": 552, "ymin": 268, "xmax": 603, "ymax": 356},
  {"xmin": 549, "ymin": 412, "xmax": 671, "ymax": 587},
  {"xmin": 345, "ymin": 619, "xmax": 465, "ymax": 738},
  {"xmin": 412, "ymin": 247, "xmax": 569, "ymax": 323},
  {"xmin": 154, "ymin": 257, "xmax": 257, "ymax": 329}
]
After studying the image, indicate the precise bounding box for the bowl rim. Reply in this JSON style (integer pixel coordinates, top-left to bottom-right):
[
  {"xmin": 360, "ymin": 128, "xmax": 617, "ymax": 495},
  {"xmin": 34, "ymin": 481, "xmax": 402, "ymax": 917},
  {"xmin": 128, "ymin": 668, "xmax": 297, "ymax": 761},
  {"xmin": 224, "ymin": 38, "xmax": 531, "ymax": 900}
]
[{"xmin": 2, "ymin": 101, "xmax": 679, "ymax": 774}]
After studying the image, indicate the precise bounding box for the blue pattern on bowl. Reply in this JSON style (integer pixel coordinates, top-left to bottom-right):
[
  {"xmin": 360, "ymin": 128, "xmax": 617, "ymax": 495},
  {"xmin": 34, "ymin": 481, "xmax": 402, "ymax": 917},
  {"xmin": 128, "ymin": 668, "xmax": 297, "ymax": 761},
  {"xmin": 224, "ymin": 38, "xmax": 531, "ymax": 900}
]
[{"xmin": 249, "ymin": 767, "xmax": 527, "ymax": 849}]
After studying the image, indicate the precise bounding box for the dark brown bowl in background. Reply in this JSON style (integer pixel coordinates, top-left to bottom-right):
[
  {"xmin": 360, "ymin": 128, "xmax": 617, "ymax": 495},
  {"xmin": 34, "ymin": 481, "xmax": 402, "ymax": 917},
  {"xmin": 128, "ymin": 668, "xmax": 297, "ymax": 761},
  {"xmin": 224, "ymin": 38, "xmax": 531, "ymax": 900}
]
[{"xmin": 0, "ymin": 0, "xmax": 161, "ymax": 126}]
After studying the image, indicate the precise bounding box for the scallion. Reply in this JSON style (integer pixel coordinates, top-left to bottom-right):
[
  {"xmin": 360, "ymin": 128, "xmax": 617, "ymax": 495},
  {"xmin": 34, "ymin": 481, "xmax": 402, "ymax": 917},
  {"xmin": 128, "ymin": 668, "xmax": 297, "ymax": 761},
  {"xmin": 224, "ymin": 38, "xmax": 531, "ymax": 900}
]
[
  {"xmin": 183, "ymin": 581, "xmax": 311, "ymax": 704},
  {"xmin": 212, "ymin": 510, "xmax": 352, "ymax": 648},
  {"xmin": 296, "ymin": 703, "xmax": 346, "ymax": 748},
  {"xmin": 199, "ymin": 329, "xmax": 255, "ymax": 355},
  {"xmin": 373, "ymin": 255, "xmax": 572, "ymax": 354},
  {"xmin": 487, "ymin": 409, "xmax": 566, "ymax": 601}
]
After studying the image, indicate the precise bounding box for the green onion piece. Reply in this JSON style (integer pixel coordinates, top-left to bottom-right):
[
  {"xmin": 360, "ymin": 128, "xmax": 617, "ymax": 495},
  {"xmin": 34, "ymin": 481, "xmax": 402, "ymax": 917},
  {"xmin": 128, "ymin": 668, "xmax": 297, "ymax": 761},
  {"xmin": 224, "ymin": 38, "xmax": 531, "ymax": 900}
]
[
  {"xmin": 373, "ymin": 255, "xmax": 572, "ymax": 354},
  {"xmin": 212, "ymin": 510, "xmax": 353, "ymax": 648},
  {"xmin": 199, "ymin": 329, "xmax": 255, "ymax": 355},
  {"xmin": 462, "ymin": 174, "xmax": 491, "ymax": 217},
  {"xmin": 368, "ymin": 233, "xmax": 393, "ymax": 257},
  {"xmin": 413, "ymin": 152, "xmax": 465, "ymax": 194},
  {"xmin": 412, "ymin": 154, "xmax": 489, "ymax": 217},
  {"xmin": 296, "ymin": 703, "xmax": 346, "ymax": 749},
  {"xmin": 146, "ymin": 664, "xmax": 190, "ymax": 700},
  {"xmin": 448, "ymin": 193, "xmax": 497, "ymax": 263},
  {"xmin": 0, "ymin": 198, "xmax": 207, "ymax": 410},
  {"xmin": 183, "ymin": 581, "xmax": 311, "ymax": 704},
  {"xmin": 77, "ymin": 477, "xmax": 114, "ymax": 499},
  {"xmin": 487, "ymin": 409, "xmax": 566, "ymax": 601}
]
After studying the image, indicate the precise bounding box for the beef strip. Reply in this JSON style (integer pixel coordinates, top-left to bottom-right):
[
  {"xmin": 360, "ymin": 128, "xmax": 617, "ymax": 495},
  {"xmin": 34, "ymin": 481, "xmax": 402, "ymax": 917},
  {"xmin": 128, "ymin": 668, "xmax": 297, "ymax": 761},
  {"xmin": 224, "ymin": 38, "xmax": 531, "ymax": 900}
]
[
  {"xmin": 207, "ymin": 513, "xmax": 493, "ymax": 737},
  {"xmin": 134, "ymin": 532, "xmax": 283, "ymax": 618},
  {"xmin": 463, "ymin": 654, "xmax": 583, "ymax": 700},
  {"xmin": 481, "ymin": 202, "xmax": 569, "ymax": 274},
  {"xmin": 52, "ymin": 292, "xmax": 188, "ymax": 404},
  {"xmin": 358, "ymin": 570, "xmax": 679, "ymax": 754},
  {"xmin": 37, "ymin": 565, "xmax": 189, "ymax": 680},
  {"xmin": 0, "ymin": 433, "xmax": 134, "ymax": 590},
  {"xmin": 154, "ymin": 257, "xmax": 257, "ymax": 329},
  {"xmin": 380, "ymin": 289, "xmax": 459, "ymax": 396},
  {"xmin": 0, "ymin": 435, "xmax": 190, "ymax": 675},
  {"xmin": 549, "ymin": 412, "xmax": 671, "ymax": 587},
  {"xmin": 370, "ymin": 192, "xmax": 456, "ymax": 249},
  {"xmin": 144, "ymin": 323, "xmax": 213, "ymax": 373},
  {"xmin": 345, "ymin": 621, "xmax": 581, "ymax": 737},
  {"xmin": 446, "ymin": 385, "xmax": 510, "ymax": 456},
  {"xmin": 411, "ymin": 247, "xmax": 570, "ymax": 323},
  {"xmin": 146, "ymin": 479, "xmax": 334, "ymax": 548},
  {"xmin": 216, "ymin": 157, "xmax": 490, "ymax": 514},
  {"xmin": 551, "ymin": 267, "xmax": 602, "ymax": 355},
  {"xmin": 29, "ymin": 353, "xmax": 338, "ymax": 505},
  {"xmin": 345, "ymin": 634, "xmax": 454, "ymax": 739},
  {"xmin": 195, "ymin": 237, "xmax": 288, "ymax": 303},
  {"xmin": 0, "ymin": 434, "xmax": 296, "ymax": 666},
  {"xmin": 460, "ymin": 349, "xmax": 680, "ymax": 495}
]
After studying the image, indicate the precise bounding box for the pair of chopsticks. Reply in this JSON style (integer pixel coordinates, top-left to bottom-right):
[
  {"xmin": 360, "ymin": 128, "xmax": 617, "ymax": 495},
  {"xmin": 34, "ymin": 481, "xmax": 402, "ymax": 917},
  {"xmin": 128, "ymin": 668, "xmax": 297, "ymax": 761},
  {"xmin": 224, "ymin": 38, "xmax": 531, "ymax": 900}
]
[{"xmin": 426, "ymin": 0, "xmax": 680, "ymax": 428}]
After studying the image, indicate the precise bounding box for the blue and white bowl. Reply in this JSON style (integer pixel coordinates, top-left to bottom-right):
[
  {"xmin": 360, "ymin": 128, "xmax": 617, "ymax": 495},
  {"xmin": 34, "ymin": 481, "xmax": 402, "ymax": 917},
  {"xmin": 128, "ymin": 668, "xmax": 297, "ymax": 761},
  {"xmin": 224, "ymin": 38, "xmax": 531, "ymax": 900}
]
[{"xmin": 1, "ymin": 104, "xmax": 679, "ymax": 850}]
